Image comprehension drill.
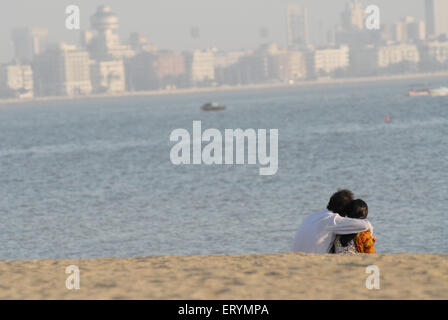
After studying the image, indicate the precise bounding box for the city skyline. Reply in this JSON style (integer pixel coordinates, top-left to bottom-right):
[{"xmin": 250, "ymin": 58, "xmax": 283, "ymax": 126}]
[
  {"xmin": 2, "ymin": 0, "xmax": 447, "ymax": 101},
  {"xmin": 0, "ymin": 0, "xmax": 425, "ymax": 63}
]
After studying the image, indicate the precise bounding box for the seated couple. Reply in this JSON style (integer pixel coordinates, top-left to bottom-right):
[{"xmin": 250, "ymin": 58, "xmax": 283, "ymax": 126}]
[{"xmin": 292, "ymin": 189, "xmax": 376, "ymax": 254}]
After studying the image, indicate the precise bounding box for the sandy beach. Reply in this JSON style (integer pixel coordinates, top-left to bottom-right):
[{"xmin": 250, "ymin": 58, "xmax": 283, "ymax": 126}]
[{"xmin": 0, "ymin": 253, "xmax": 446, "ymax": 299}]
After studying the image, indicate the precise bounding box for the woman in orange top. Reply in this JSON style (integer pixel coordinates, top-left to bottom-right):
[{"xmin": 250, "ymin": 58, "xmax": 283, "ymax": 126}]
[{"xmin": 334, "ymin": 199, "xmax": 376, "ymax": 254}]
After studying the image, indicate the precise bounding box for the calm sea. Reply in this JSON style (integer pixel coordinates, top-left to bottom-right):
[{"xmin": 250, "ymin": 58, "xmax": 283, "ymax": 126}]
[{"xmin": 1, "ymin": 78, "xmax": 447, "ymax": 260}]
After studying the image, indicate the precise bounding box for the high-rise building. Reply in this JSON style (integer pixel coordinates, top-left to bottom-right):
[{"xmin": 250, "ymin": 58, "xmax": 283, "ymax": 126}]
[
  {"xmin": 11, "ymin": 27, "xmax": 48, "ymax": 63},
  {"xmin": 33, "ymin": 44, "xmax": 92, "ymax": 97},
  {"xmin": 391, "ymin": 17, "xmax": 426, "ymax": 43},
  {"xmin": 336, "ymin": 1, "xmax": 382, "ymax": 48},
  {"xmin": 88, "ymin": 5, "xmax": 135, "ymax": 60},
  {"xmin": 425, "ymin": 0, "xmax": 448, "ymax": 38},
  {"xmin": 407, "ymin": 20, "xmax": 426, "ymax": 42},
  {"xmin": 286, "ymin": 4, "xmax": 309, "ymax": 50},
  {"xmin": 392, "ymin": 21, "xmax": 407, "ymax": 43},
  {"xmin": 0, "ymin": 62, "xmax": 34, "ymax": 98},
  {"xmin": 340, "ymin": 0, "xmax": 365, "ymax": 31}
]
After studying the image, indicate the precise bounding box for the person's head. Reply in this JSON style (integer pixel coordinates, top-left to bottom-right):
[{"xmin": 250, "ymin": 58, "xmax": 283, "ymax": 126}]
[
  {"xmin": 327, "ymin": 189, "xmax": 354, "ymax": 214},
  {"xmin": 344, "ymin": 199, "xmax": 368, "ymax": 219},
  {"xmin": 337, "ymin": 199, "xmax": 369, "ymax": 247}
]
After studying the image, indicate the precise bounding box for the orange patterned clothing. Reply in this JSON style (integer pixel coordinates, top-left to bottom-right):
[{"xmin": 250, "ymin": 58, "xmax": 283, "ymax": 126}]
[{"xmin": 354, "ymin": 231, "xmax": 376, "ymax": 253}]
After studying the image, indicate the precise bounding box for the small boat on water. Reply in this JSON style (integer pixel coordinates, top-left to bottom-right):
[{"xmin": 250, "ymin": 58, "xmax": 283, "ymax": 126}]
[
  {"xmin": 408, "ymin": 88, "xmax": 430, "ymax": 97},
  {"xmin": 201, "ymin": 102, "xmax": 226, "ymax": 111},
  {"xmin": 430, "ymin": 87, "xmax": 448, "ymax": 97}
]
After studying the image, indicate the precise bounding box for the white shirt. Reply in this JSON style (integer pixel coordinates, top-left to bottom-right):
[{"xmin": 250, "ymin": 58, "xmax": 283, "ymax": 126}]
[{"xmin": 292, "ymin": 210, "xmax": 372, "ymax": 254}]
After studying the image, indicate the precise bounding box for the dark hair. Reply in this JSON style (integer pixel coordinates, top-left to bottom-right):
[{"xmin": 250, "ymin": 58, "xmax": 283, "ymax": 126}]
[
  {"xmin": 339, "ymin": 199, "xmax": 369, "ymax": 247},
  {"xmin": 327, "ymin": 189, "xmax": 354, "ymax": 214}
]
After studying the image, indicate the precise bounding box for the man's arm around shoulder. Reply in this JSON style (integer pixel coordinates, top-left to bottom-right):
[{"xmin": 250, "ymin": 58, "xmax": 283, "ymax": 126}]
[{"xmin": 329, "ymin": 213, "xmax": 372, "ymax": 235}]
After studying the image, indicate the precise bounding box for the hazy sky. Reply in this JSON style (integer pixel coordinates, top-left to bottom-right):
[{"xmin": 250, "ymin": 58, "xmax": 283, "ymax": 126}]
[{"xmin": 0, "ymin": 0, "xmax": 424, "ymax": 63}]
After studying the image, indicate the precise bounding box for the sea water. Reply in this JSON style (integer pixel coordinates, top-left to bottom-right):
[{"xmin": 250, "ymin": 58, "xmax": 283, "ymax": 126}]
[{"xmin": 1, "ymin": 78, "xmax": 447, "ymax": 260}]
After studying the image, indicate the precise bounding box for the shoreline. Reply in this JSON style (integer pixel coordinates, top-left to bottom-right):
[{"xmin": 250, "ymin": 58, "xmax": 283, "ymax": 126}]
[
  {"xmin": 0, "ymin": 252, "xmax": 446, "ymax": 299},
  {"xmin": 1, "ymin": 71, "xmax": 448, "ymax": 106}
]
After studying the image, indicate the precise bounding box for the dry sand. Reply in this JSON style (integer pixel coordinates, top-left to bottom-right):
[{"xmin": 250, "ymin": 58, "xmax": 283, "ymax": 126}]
[{"xmin": 0, "ymin": 253, "xmax": 446, "ymax": 299}]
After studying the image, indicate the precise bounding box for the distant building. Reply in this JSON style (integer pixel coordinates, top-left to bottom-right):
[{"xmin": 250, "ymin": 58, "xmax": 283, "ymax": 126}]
[
  {"xmin": 33, "ymin": 44, "xmax": 92, "ymax": 97},
  {"xmin": 392, "ymin": 17, "xmax": 426, "ymax": 43},
  {"xmin": 340, "ymin": 0, "xmax": 365, "ymax": 31},
  {"xmin": 11, "ymin": 27, "xmax": 48, "ymax": 63},
  {"xmin": 126, "ymin": 52, "xmax": 159, "ymax": 91},
  {"xmin": 156, "ymin": 52, "xmax": 187, "ymax": 89},
  {"xmin": 212, "ymin": 51, "xmax": 249, "ymax": 85},
  {"xmin": 214, "ymin": 50, "xmax": 251, "ymax": 85},
  {"xmin": 419, "ymin": 41, "xmax": 448, "ymax": 71},
  {"xmin": 0, "ymin": 62, "xmax": 34, "ymax": 98},
  {"xmin": 90, "ymin": 59, "xmax": 126, "ymax": 93},
  {"xmin": 129, "ymin": 32, "xmax": 158, "ymax": 54},
  {"xmin": 335, "ymin": 1, "xmax": 382, "ymax": 48},
  {"xmin": 407, "ymin": 20, "xmax": 426, "ymax": 42},
  {"xmin": 425, "ymin": 0, "xmax": 448, "ymax": 39},
  {"xmin": 348, "ymin": 45, "xmax": 379, "ymax": 76},
  {"xmin": 391, "ymin": 21, "xmax": 407, "ymax": 43},
  {"xmin": 286, "ymin": 4, "xmax": 310, "ymax": 50},
  {"xmin": 79, "ymin": 30, "xmax": 94, "ymax": 48},
  {"xmin": 309, "ymin": 45, "xmax": 350, "ymax": 76},
  {"xmin": 215, "ymin": 44, "xmax": 307, "ymax": 85},
  {"xmin": 88, "ymin": 5, "xmax": 135, "ymax": 60},
  {"xmin": 270, "ymin": 50, "xmax": 307, "ymax": 82},
  {"xmin": 214, "ymin": 51, "xmax": 248, "ymax": 69},
  {"xmin": 184, "ymin": 49, "xmax": 215, "ymax": 86},
  {"xmin": 374, "ymin": 44, "xmax": 420, "ymax": 74},
  {"xmin": 349, "ymin": 43, "xmax": 421, "ymax": 76},
  {"xmin": 156, "ymin": 52, "xmax": 186, "ymax": 79}
]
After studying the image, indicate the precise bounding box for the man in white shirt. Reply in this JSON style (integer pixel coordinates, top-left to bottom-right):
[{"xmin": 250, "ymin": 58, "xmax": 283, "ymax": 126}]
[{"xmin": 292, "ymin": 189, "xmax": 372, "ymax": 254}]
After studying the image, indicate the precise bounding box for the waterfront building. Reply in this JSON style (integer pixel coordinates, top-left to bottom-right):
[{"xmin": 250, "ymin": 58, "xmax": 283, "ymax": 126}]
[
  {"xmin": 377, "ymin": 44, "xmax": 420, "ymax": 68},
  {"xmin": 309, "ymin": 45, "xmax": 350, "ymax": 76},
  {"xmin": 184, "ymin": 49, "xmax": 215, "ymax": 86},
  {"xmin": 33, "ymin": 44, "xmax": 92, "ymax": 97},
  {"xmin": 0, "ymin": 62, "xmax": 34, "ymax": 98},
  {"xmin": 90, "ymin": 59, "xmax": 126, "ymax": 93}
]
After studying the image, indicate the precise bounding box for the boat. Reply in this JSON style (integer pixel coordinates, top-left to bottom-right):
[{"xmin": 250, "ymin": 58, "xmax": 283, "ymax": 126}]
[
  {"xmin": 408, "ymin": 88, "xmax": 430, "ymax": 97},
  {"xmin": 430, "ymin": 87, "xmax": 448, "ymax": 97},
  {"xmin": 201, "ymin": 102, "xmax": 226, "ymax": 111}
]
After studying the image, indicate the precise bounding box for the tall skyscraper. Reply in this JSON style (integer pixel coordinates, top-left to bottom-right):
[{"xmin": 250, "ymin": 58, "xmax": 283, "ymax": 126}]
[
  {"xmin": 286, "ymin": 4, "xmax": 310, "ymax": 50},
  {"xmin": 425, "ymin": 0, "xmax": 448, "ymax": 38},
  {"xmin": 88, "ymin": 5, "xmax": 134, "ymax": 59},
  {"xmin": 11, "ymin": 27, "xmax": 48, "ymax": 63},
  {"xmin": 340, "ymin": 0, "xmax": 365, "ymax": 31}
]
